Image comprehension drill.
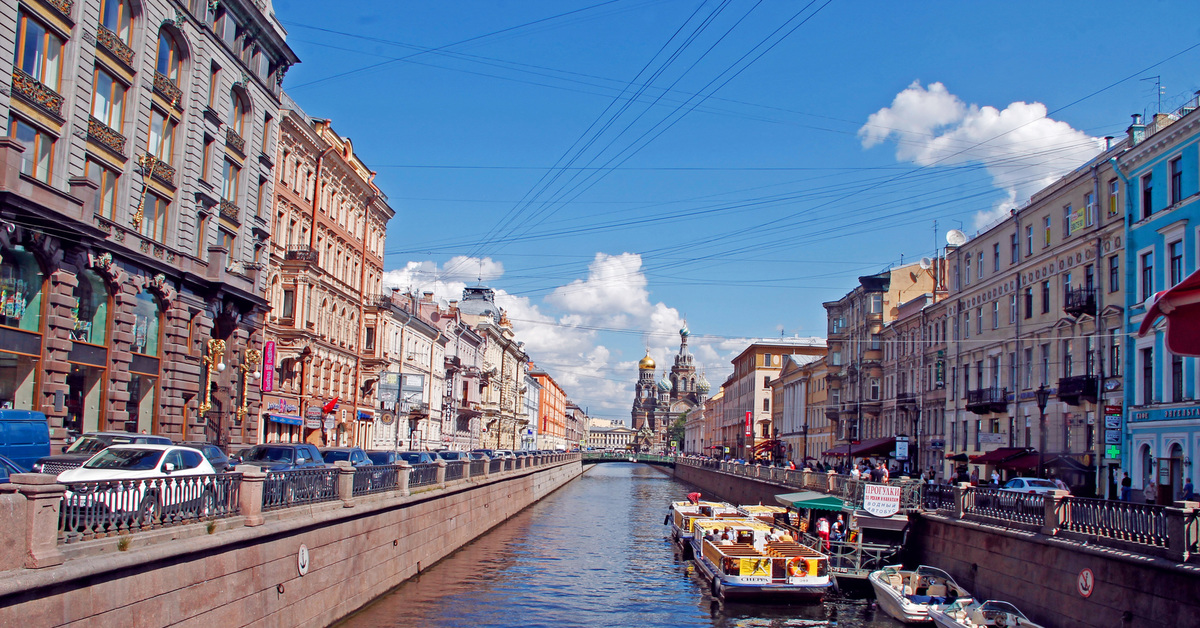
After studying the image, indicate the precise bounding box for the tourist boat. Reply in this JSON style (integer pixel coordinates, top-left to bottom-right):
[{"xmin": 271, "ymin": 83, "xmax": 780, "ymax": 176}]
[
  {"xmin": 774, "ymin": 491, "xmax": 910, "ymax": 586},
  {"xmin": 928, "ymin": 600, "xmax": 1044, "ymax": 628},
  {"xmin": 868, "ymin": 565, "xmax": 973, "ymax": 623},
  {"xmin": 737, "ymin": 503, "xmax": 789, "ymax": 526},
  {"xmin": 666, "ymin": 500, "xmax": 740, "ymax": 553},
  {"xmin": 689, "ymin": 517, "xmax": 832, "ymax": 602}
]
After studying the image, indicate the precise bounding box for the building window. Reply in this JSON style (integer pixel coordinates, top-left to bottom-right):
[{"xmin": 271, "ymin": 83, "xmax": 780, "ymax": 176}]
[
  {"xmin": 256, "ymin": 177, "xmax": 268, "ymax": 218},
  {"xmin": 1026, "ymin": 225, "xmax": 1033, "ymax": 257},
  {"xmin": 1085, "ymin": 192, "xmax": 1096, "ymax": 227},
  {"xmin": 219, "ymin": 229, "xmax": 236, "ymax": 263},
  {"xmin": 208, "ymin": 64, "xmax": 220, "ymax": 108},
  {"xmin": 71, "ymin": 268, "xmax": 110, "ymax": 346},
  {"xmin": 763, "ymin": 353, "xmax": 772, "ymax": 366},
  {"xmin": 1024, "ymin": 348, "xmax": 1033, "ymax": 389},
  {"xmin": 1063, "ymin": 204, "xmax": 1072, "ymax": 237},
  {"xmin": 1108, "ymin": 178, "xmax": 1119, "ymax": 217},
  {"xmin": 976, "ymin": 307, "xmax": 982, "ymax": 334},
  {"xmin": 1043, "ymin": 215, "xmax": 1051, "ymax": 247},
  {"xmin": 1041, "ymin": 281, "xmax": 1050, "ymax": 314},
  {"xmin": 98, "ymin": 0, "xmax": 132, "ymax": 44},
  {"xmin": 1141, "ymin": 347, "xmax": 1153, "ymax": 404},
  {"xmin": 965, "ymin": 255, "xmax": 971, "ymax": 285},
  {"xmin": 963, "ymin": 311, "xmax": 970, "ymax": 339},
  {"xmin": 16, "ymin": 11, "xmax": 64, "ymax": 91},
  {"xmin": 1086, "ymin": 336, "xmax": 1095, "ymax": 376},
  {"xmin": 1010, "ymin": 233, "xmax": 1018, "ymax": 265},
  {"xmin": 90, "ymin": 67, "xmax": 126, "ymax": 133},
  {"xmin": 1169, "ymin": 240, "xmax": 1183, "ymax": 286},
  {"xmin": 869, "ymin": 378, "xmax": 880, "ymax": 400},
  {"xmin": 201, "ymin": 135, "xmax": 214, "ymax": 182},
  {"xmin": 762, "ymin": 398, "xmax": 770, "ymax": 412},
  {"xmin": 194, "ymin": 213, "xmax": 208, "ymax": 258},
  {"xmin": 142, "ymin": 194, "xmax": 168, "ymax": 242},
  {"xmin": 85, "ymin": 159, "xmax": 119, "ymax": 220},
  {"xmin": 1108, "ymin": 255, "xmax": 1119, "ymax": 293},
  {"xmin": 978, "ymin": 252, "xmax": 984, "ymax": 279},
  {"xmin": 1141, "ymin": 173, "xmax": 1153, "ymax": 219},
  {"xmin": 228, "ymin": 90, "xmax": 248, "ymax": 137},
  {"xmin": 156, "ymin": 30, "xmax": 183, "ymax": 85},
  {"xmin": 1009, "ymin": 294, "xmax": 1016, "ymax": 324},
  {"xmin": 1063, "ymin": 271, "xmax": 1071, "ymax": 304},
  {"xmin": 9, "ymin": 117, "xmax": 53, "ymax": 184},
  {"xmin": 222, "ymin": 159, "xmax": 241, "ymax": 202},
  {"xmin": 1109, "ymin": 331, "xmax": 1121, "ymax": 378},
  {"xmin": 870, "ymin": 294, "xmax": 882, "ymax": 313},
  {"xmin": 871, "ymin": 334, "xmax": 881, "ymax": 350},
  {"xmin": 1062, "ymin": 340, "xmax": 1073, "ymax": 377},
  {"xmin": 148, "ymin": 109, "xmax": 176, "ymax": 163},
  {"xmin": 993, "ymin": 243, "xmax": 1000, "ymax": 271},
  {"xmin": 1141, "ymin": 251, "xmax": 1154, "ymax": 302},
  {"xmin": 1024, "ymin": 287, "xmax": 1033, "ymax": 319},
  {"xmin": 992, "ymin": 301, "xmax": 999, "ymax": 329},
  {"xmin": 1040, "ymin": 343, "xmax": 1050, "ymax": 386},
  {"xmin": 762, "ymin": 375, "xmax": 770, "ymax": 388},
  {"xmin": 1170, "ymin": 157, "xmax": 1182, "ymax": 205}
]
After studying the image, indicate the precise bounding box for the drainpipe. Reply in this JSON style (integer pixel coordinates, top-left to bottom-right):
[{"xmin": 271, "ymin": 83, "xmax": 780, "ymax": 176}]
[
  {"xmin": 351, "ymin": 193, "xmax": 376, "ymax": 448},
  {"xmin": 1110, "ymin": 153, "xmax": 1134, "ymax": 482},
  {"xmin": 1091, "ymin": 159, "xmax": 1106, "ymax": 498}
]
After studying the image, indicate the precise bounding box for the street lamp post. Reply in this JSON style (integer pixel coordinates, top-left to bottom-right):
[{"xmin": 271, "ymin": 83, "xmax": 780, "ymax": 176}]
[{"xmin": 1036, "ymin": 384, "xmax": 1050, "ymax": 479}]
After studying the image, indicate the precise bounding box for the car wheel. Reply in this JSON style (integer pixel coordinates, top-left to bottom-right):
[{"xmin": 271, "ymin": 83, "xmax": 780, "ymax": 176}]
[{"xmin": 136, "ymin": 494, "xmax": 161, "ymax": 527}]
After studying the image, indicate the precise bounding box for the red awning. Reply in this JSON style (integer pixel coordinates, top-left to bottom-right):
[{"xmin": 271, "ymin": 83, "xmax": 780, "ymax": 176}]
[
  {"xmin": 997, "ymin": 452, "xmax": 1041, "ymax": 471},
  {"xmin": 1138, "ymin": 268, "xmax": 1200, "ymax": 356},
  {"xmin": 969, "ymin": 447, "xmax": 1033, "ymax": 465},
  {"xmin": 821, "ymin": 437, "xmax": 895, "ymax": 458}
]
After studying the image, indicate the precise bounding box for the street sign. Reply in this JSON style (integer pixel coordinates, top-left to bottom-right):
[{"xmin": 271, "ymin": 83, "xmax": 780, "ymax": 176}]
[
  {"xmin": 895, "ymin": 437, "xmax": 909, "ymax": 460},
  {"xmin": 378, "ymin": 372, "xmax": 401, "ymax": 404},
  {"xmin": 305, "ymin": 406, "xmax": 322, "ymax": 429},
  {"xmin": 1077, "ymin": 568, "xmax": 1094, "ymax": 598}
]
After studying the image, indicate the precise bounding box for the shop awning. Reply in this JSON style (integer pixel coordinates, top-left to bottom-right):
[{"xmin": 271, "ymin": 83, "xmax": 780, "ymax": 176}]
[
  {"xmin": 945, "ymin": 452, "xmax": 970, "ymax": 462},
  {"xmin": 775, "ymin": 491, "xmax": 844, "ymax": 511},
  {"xmin": 821, "ymin": 437, "xmax": 895, "ymax": 458},
  {"xmin": 1047, "ymin": 455, "xmax": 1095, "ymax": 472},
  {"xmin": 357, "ymin": 410, "xmax": 373, "ymax": 421},
  {"xmin": 1138, "ymin": 267, "xmax": 1200, "ymax": 356},
  {"xmin": 969, "ymin": 447, "xmax": 1033, "ymax": 465},
  {"xmin": 997, "ymin": 452, "xmax": 1041, "ymax": 471},
  {"xmin": 268, "ymin": 414, "xmax": 303, "ymax": 426}
]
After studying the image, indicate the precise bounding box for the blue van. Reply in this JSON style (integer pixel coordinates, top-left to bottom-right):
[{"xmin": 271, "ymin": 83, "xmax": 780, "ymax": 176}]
[{"xmin": 0, "ymin": 410, "xmax": 51, "ymax": 472}]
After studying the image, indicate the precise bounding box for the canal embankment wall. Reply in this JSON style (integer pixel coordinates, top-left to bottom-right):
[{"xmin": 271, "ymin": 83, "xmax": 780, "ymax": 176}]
[
  {"xmin": 0, "ymin": 459, "xmax": 581, "ymax": 627},
  {"xmin": 675, "ymin": 462, "xmax": 1200, "ymax": 628}
]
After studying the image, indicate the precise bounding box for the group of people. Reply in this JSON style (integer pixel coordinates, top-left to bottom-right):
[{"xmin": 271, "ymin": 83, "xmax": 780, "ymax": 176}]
[
  {"xmin": 1119, "ymin": 472, "xmax": 1196, "ymax": 504},
  {"xmin": 813, "ymin": 514, "xmax": 846, "ymax": 550},
  {"xmin": 702, "ymin": 526, "xmax": 795, "ymax": 546},
  {"xmin": 849, "ymin": 462, "xmax": 890, "ymax": 483}
]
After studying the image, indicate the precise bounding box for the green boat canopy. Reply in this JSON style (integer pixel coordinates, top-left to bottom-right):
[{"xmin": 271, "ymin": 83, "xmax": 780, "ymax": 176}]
[{"xmin": 774, "ymin": 491, "xmax": 844, "ymax": 511}]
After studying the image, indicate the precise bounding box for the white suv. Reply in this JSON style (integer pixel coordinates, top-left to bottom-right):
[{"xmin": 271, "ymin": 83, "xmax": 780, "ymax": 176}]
[
  {"xmin": 999, "ymin": 477, "xmax": 1065, "ymax": 495},
  {"xmin": 58, "ymin": 445, "xmax": 219, "ymax": 523}
]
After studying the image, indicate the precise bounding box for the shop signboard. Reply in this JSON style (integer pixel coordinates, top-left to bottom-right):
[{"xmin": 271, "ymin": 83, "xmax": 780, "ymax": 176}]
[
  {"xmin": 304, "ymin": 406, "xmax": 322, "ymax": 430},
  {"xmin": 895, "ymin": 437, "xmax": 909, "ymax": 460},
  {"xmin": 262, "ymin": 341, "xmax": 276, "ymax": 392},
  {"xmin": 863, "ymin": 484, "xmax": 901, "ymax": 517},
  {"xmin": 378, "ymin": 372, "xmax": 401, "ymax": 405}
]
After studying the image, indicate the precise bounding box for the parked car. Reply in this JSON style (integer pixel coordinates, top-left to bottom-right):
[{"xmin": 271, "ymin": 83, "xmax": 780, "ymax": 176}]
[
  {"xmin": 57, "ymin": 445, "xmax": 219, "ymax": 523},
  {"xmin": 0, "ymin": 410, "xmax": 50, "ymax": 472},
  {"xmin": 366, "ymin": 450, "xmax": 400, "ymax": 465},
  {"xmin": 179, "ymin": 442, "xmax": 236, "ymax": 473},
  {"xmin": 397, "ymin": 451, "xmax": 441, "ymax": 465},
  {"xmin": 470, "ymin": 449, "xmax": 496, "ymax": 460},
  {"xmin": 491, "ymin": 450, "xmax": 516, "ymax": 460},
  {"xmin": 320, "ymin": 447, "xmax": 372, "ymax": 467},
  {"xmin": 437, "ymin": 451, "xmax": 470, "ymax": 461},
  {"xmin": 239, "ymin": 444, "xmax": 327, "ymax": 472},
  {"xmin": 32, "ymin": 432, "xmax": 171, "ymax": 475},
  {"xmin": 1000, "ymin": 477, "xmax": 1065, "ymax": 495},
  {"xmin": 0, "ymin": 454, "xmax": 25, "ymax": 484}
]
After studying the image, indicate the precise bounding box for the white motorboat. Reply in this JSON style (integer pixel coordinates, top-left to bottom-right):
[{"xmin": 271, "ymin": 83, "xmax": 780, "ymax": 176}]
[
  {"xmin": 868, "ymin": 565, "xmax": 973, "ymax": 623},
  {"xmin": 929, "ymin": 600, "xmax": 1044, "ymax": 628}
]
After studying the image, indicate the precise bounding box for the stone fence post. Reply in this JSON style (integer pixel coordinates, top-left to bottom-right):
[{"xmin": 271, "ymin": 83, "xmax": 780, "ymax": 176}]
[
  {"xmin": 236, "ymin": 465, "xmax": 266, "ymax": 527},
  {"xmin": 826, "ymin": 470, "xmax": 836, "ymax": 493},
  {"xmin": 335, "ymin": 461, "xmax": 355, "ymax": 508},
  {"xmin": 398, "ymin": 461, "xmax": 412, "ymax": 497},
  {"xmin": 481, "ymin": 456, "xmax": 491, "ymax": 479},
  {"xmin": 953, "ymin": 482, "xmax": 972, "ymax": 520},
  {"xmin": 436, "ymin": 460, "xmax": 447, "ymax": 488},
  {"xmin": 1041, "ymin": 490, "xmax": 1069, "ymax": 535},
  {"xmin": 0, "ymin": 473, "xmax": 65, "ymax": 569},
  {"xmin": 1167, "ymin": 504, "xmax": 1196, "ymax": 561}
]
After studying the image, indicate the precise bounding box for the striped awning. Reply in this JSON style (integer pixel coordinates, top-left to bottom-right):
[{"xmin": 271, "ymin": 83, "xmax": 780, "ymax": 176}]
[{"xmin": 268, "ymin": 414, "xmax": 303, "ymax": 426}]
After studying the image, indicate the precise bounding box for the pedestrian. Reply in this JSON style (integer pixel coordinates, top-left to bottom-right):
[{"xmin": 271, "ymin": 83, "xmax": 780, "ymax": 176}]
[
  {"xmin": 1144, "ymin": 479, "xmax": 1157, "ymax": 505},
  {"xmin": 879, "ymin": 463, "xmax": 890, "ymax": 483},
  {"xmin": 969, "ymin": 467, "xmax": 979, "ymax": 485},
  {"xmin": 850, "ymin": 465, "xmax": 861, "ymax": 480},
  {"xmin": 1121, "ymin": 472, "xmax": 1133, "ymax": 501},
  {"xmin": 788, "ymin": 459, "xmax": 796, "ymax": 471},
  {"xmin": 1182, "ymin": 478, "xmax": 1196, "ymax": 502},
  {"xmin": 816, "ymin": 517, "xmax": 830, "ymax": 550},
  {"xmin": 991, "ymin": 470, "xmax": 1000, "ymax": 486}
]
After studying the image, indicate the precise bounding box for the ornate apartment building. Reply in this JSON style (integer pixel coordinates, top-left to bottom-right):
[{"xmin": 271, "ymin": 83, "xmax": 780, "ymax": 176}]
[
  {"xmin": 457, "ymin": 285, "xmax": 528, "ymax": 450},
  {"xmin": 529, "ymin": 362, "xmax": 566, "ymax": 451},
  {"xmin": 263, "ymin": 95, "xmax": 393, "ymax": 447},
  {"xmin": 771, "ymin": 354, "xmax": 830, "ymax": 465},
  {"xmin": 715, "ymin": 339, "xmax": 824, "ymax": 460},
  {"xmin": 0, "ymin": 0, "xmax": 296, "ymax": 447}
]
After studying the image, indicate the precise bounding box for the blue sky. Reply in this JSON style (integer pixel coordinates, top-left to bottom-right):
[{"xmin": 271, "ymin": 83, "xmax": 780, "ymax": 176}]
[{"xmin": 272, "ymin": 0, "xmax": 1200, "ymax": 421}]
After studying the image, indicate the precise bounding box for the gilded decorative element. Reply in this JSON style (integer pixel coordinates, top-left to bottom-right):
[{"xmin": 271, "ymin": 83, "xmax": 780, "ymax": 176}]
[
  {"xmin": 149, "ymin": 156, "xmax": 176, "ymax": 186},
  {"xmin": 225, "ymin": 127, "xmax": 246, "ymax": 154},
  {"xmin": 44, "ymin": 0, "xmax": 73, "ymax": 17},
  {"xmin": 219, "ymin": 198, "xmax": 240, "ymax": 223},
  {"xmin": 11, "ymin": 69, "xmax": 63, "ymax": 118},
  {"xmin": 114, "ymin": 229, "xmax": 125, "ymax": 242},
  {"xmin": 236, "ymin": 348, "xmax": 263, "ymax": 421},
  {"xmin": 153, "ymin": 245, "xmax": 165, "ymax": 259},
  {"xmin": 199, "ymin": 339, "xmax": 227, "ymax": 416},
  {"xmin": 87, "ymin": 251, "xmax": 124, "ymax": 284},
  {"xmin": 87, "ymin": 116, "xmax": 127, "ymax": 154},
  {"xmin": 95, "ymin": 24, "xmax": 135, "ymax": 66},
  {"xmin": 139, "ymin": 240, "xmax": 151, "ymax": 253},
  {"xmin": 153, "ymin": 72, "xmax": 183, "ymax": 109}
]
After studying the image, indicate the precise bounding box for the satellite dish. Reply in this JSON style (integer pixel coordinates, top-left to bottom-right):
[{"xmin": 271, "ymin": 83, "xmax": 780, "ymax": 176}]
[
  {"xmin": 946, "ymin": 229, "xmax": 967, "ymax": 246},
  {"xmin": 919, "ymin": 257, "xmax": 933, "ymax": 270}
]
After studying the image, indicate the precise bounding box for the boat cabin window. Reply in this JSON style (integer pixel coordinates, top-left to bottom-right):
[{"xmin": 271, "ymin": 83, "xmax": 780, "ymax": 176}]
[{"xmin": 736, "ymin": 530, "xmax": 754, "ymax": 544}]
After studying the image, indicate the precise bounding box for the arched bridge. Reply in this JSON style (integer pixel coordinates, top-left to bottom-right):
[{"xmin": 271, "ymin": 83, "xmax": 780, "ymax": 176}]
[{"xmin": 581, "ymin": 452, "xmax": 675, "ymax": 467}]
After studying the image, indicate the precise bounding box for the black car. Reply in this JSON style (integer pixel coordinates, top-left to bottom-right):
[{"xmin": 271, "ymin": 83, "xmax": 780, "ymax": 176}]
[
  {"xmin": 366, "ymin": 451, "xmax": 400, "ymax": 465},
  {"xmin": 239, "ymin": 443, "xmax": 327, "ymax": 472},
  {"xmin": 179, "ymin": 442, "xmax": 236, "ymax": 473},
  {"xmin": 437, "ymin": 451, "xmax": 471, "ymax": 461},
  {"xmin": 319, "ymin": 447, "xmax": 372, "ymax": 467},
  {"xmin": 32, "ymin": 432, "xmax": 172, "ymax": 474}
]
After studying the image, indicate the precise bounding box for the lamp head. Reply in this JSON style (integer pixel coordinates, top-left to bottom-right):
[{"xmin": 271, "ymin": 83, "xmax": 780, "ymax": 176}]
[{"xmin": 217, "ymin": 362, "xmax": 227, "ymax": 372}]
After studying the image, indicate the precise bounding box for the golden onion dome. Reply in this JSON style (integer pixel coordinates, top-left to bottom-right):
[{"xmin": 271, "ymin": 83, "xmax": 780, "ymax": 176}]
[{"xmin": 638, "ymin": 353, "xmax": 656, "ymax": 370}]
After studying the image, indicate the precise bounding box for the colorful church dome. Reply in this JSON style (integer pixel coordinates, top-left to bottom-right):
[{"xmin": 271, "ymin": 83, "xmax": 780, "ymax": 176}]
[
  {"xmin": 657, "ymin": 372, "xmax": 672, "ymax": 392},
  {"xmin": 697, "ymin": 372, "xmax": 711, "ymax": 393},
  {"xmin": 638, "ymin": 352, "xmax": 656, "ymax": 370}
]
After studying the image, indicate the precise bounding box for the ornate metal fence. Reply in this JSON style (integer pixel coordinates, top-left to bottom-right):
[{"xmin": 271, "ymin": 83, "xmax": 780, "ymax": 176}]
[
  {"xmin": 1058, "ymin": 497, "xmax": 1169, "ymax": 548},
  {"xmin": 409, "ymin": 463, "xmax": 439, "ymax": 489},
  {"xmin": 353, "ymin": 465, "xmax": 402, "ymax": 496},
  {"xmin": 445, "ymin": 461, "xmax": 467, "ymax": 481},
  {"xmin": 59, "ymin": 473, "xmax": 242, "ymax": 543},
  {"xmin": 262, "ymin": 468, "xmax": 339, "ymax": 511},
  {"xmin": 963, "ymin": 488, "xmax": 1045, "ymax": 527}
]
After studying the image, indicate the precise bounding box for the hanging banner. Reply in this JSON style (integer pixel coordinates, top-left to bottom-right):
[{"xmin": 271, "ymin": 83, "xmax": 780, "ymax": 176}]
[
  {"xmin": 745, "ymin": 411, "xmax": 752, "ymax": 437},
  {"xmin": 261, "ymin": 341, "xmax": 276, "ymax": 393}
]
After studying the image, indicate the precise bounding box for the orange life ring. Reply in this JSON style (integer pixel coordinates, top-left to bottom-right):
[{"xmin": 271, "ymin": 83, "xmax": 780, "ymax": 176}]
[{"xmin": 787, "ymin": 557, "xmax": 804, "ymax": 577}]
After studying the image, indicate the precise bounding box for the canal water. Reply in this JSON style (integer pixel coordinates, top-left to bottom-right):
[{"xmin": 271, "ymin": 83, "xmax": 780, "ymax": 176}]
[{"xmin": 337, "ymin": 463, "xmax": 903, "ymax": 628}]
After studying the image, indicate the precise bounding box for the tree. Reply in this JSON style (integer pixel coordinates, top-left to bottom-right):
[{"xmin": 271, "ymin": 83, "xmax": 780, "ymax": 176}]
[{"xmin": 668, "ymin": 416, "xmax": 686, "ymax": 449}]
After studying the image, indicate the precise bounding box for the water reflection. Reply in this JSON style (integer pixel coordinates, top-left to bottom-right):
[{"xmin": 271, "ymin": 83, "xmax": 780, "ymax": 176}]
[{"xmin": 337, "ymin": 463, "xmax": 902, "ymax": 628}]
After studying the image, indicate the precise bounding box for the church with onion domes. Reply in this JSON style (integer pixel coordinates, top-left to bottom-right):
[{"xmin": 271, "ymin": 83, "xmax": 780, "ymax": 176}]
[{"xmin": 630, "ymin": 324, "xmax": 709, "ymax": 451}]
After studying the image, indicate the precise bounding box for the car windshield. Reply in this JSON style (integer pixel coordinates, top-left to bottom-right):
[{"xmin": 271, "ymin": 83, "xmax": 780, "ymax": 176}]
[
  {"xmin": 323, "ymin": 450, "xmax": 350, "ymax": 462},
  {"xmin": 439, "ymin": 452, "xmax": 462, "ymax": 460},
  {"xmin": 398, "ymin": 453, "xmax": 425, "ymax": 464},
  {"xmin": 82, "ymin": 448, "xmax": 163, "ymax": 471},
  {"xmin": 367, "ymin": 453, "xmax": 392, "ymax": 465},
  {"xmin": 1026, "ymin": 479, "xmax": 1058, "ymax": 488},
  {"xmin": 248, "ymin": 447, "xmax": 295, "ymax": 463},
  {"xmin": 65, "ymin": 436, "xmax": 122, "ymax": 454}
]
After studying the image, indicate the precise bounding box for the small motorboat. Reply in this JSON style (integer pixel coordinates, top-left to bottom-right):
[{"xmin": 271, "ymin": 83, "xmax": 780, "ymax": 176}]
[
  {"xmin": 929, "ymin": 599, "xmax": 1044, "ymax": 628},
  {"xmin": 868, "ymin": 565, "xmax": 973, "ymax": 623}
]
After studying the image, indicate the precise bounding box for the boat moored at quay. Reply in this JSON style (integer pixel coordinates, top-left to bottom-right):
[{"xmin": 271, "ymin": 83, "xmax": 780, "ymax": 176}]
[
  {"xmin": 869, "ymin": 565, "xmax": 974, "ymax": 623},
  {"xmin": 687, "ymin": 517, "xmax": 832, "ymax": 602}
]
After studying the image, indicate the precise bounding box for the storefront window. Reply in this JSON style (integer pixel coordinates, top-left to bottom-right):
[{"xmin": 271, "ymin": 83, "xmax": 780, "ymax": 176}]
[
  {"xmin": 0, "ymin": 245, "xmax": 44, "ymax": 331},
  {"xmin": 66, "ymin": 362, "xmax": 104, "ymax": 433},
  {"xmin": 0, "ymin": 353, "xmax": 37, "ymax": 410},
  {"xmin": 127, "ymin": 372, "xmax": 157, "ymax": 433},
  {"xmin": 132, "ymin": 290, "xmax": 161, "ymax": 356},
  {"xmin": 71, "ymin": 269, "xmax": 108, "ymax": 345}
]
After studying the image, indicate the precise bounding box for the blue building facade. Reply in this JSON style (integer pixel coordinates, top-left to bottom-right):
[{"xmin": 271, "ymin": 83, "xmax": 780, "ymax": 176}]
[{"xmin": 1119, "ymin": 103, "xmax": 1200, "ymax": 497}]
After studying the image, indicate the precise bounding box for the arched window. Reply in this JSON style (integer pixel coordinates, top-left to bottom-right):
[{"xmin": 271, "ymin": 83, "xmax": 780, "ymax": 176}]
[
  {"xmin": 156, "ymin": 30, "xmax": 183, "ymax": 84},
  {"xmin": 0, "ymin": 245, "xmax": 45, "ymax": 411},
  {"xmin": 1141, "ymin": 444, "xmax": 1153, "ymax": 485},
  {"xmin": 228, "ymin": 89, "xmax": 248, "ymax": 136},
  {"xmin": 98, "ymin": 0, "xmax": 132, "ymax": 44}
]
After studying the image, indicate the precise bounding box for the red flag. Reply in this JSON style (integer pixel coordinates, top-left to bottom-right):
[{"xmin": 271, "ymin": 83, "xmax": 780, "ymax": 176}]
[{"xmin": 322, "ymin": 397, "xmax": 340, "ymax": 414}]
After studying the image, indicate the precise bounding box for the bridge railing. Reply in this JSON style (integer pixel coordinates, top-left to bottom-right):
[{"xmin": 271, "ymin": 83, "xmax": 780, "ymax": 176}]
[{"xmin": 1056, "ymin": 496, "xmax": 1170, "ymax": 548}]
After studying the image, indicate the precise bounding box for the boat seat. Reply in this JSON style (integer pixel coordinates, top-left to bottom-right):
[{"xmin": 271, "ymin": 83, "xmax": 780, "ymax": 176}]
[
  {"xmin": 886, "ymin": 573, "xmax": 903, "ymax": 588},
  {"xmin": 925, "ymin": 584, "xmax": 947, "ymax": 597}
]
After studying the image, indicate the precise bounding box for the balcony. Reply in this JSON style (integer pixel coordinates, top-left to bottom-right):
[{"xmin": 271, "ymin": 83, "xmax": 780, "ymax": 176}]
[
  {"xmin": 1064, "ymin": 287, "xmax": 1096, "ymax": 317},
  {"xmin": 153, "ymin": 72, "xmax": 184, "ymax": 108},
  {"xmin": 966, "ymin": 387, "xmax": 1008, "ymax": 415},
  {"xmin": 44, "ymin": 0, "xmax": 72, "ymax": 16},
  {"xmin": 225, "ymin": 127, "xmax": 246, "ymax": 154},
  {"xmin": 284, "ymin": 246, "xmax": 318, "ymax": 263},
  {"xmin": 219, "ymin": 198, "xmax": 240, "ymax": 223},
  {"xmin": 87, "ymin": 116, "xmax": 126, "ymax": 155},
  {"xmin": 1058, "ymin": 375, "xmax": 1099, "ymax": 406},
  {"xmin": 825, "ymin": 406, "xmax": 840, "ymax": 421},
  {"xmin": 96, "ymin": 24, "xmax": 134, "ymax": 66},
  {"xmin": 11, "ymin": 69, "xmax": 63, "ymax": 119}
]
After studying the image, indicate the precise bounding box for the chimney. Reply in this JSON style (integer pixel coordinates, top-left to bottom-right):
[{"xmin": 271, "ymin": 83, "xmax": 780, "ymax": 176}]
[
  {"xmin": 1128, "ymin": 113, "xmax": 1145, "ymax": 146},
  {"xmin": 422, "ymin": 291, "xmax": 434, "ymax": 302},
  {"xmin": 1104, "ymin": 136, "xmax": 1113, "ymax": 151}
]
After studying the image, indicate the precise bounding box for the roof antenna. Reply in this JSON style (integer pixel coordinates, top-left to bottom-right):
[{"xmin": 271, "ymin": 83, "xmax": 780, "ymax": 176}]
[
  {"xmin": 477, "ymin": 259, "xmax": 483, "ymax": 284},
  {"xmin": 1141, "ymin": 76, "xmax": 1163, "ymax": 113}
]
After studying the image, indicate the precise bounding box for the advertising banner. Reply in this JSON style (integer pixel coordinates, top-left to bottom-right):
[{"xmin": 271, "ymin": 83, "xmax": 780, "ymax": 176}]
[
  {"xmin": 261, "ymin": 341, "xmax": 276, "ymax": 392},
  {"xmin": 745, "ymin": 411, "xmax": 752, "ymax": 437},
  {"xmin": 863, "ymin": 484, "xmax": 902, "ymax": 517},
  {"xmin": 894, "ymin": 438, "xmax": 909, "ymax": 460}
]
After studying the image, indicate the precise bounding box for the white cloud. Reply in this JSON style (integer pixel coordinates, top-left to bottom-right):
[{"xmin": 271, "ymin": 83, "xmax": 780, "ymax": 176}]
[
  {"xmin": 860, "ymin": 81, "xmax": 1105, "ymax": 230},
  {"xmin": 380, "ymin": 256, "xmax": 504, "ymax": 302}
]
